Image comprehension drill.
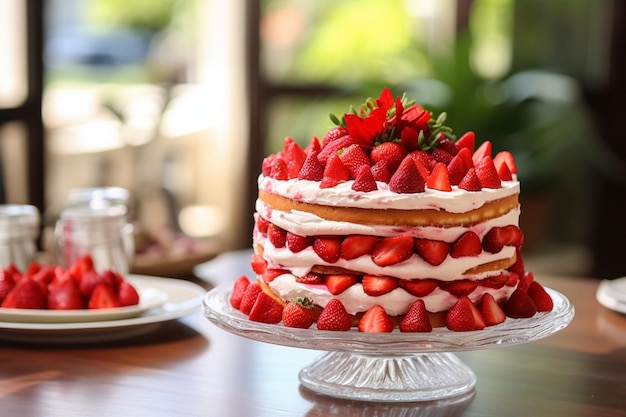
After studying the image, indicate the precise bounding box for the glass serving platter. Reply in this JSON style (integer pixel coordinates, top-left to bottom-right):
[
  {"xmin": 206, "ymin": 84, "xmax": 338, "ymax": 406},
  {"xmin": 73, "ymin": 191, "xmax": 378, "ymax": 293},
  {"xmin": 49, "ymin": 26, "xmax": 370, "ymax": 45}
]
[{"xmin": 203, "ymin": 283, "xmax": 574, "ymax": 402}]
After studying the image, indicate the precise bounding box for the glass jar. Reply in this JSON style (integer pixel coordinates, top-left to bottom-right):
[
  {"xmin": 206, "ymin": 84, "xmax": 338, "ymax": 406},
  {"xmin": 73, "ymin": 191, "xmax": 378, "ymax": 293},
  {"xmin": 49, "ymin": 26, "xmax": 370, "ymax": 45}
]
[
  {"xmin": 55, "ymin": 205, "xmax": 133, "ymax": 275},
  {"xmin": 0, "ymin": 204, "xmax": 40, "ymax": 272},
  {"xmin": 66, "ymin": 186, "xmax": 130, "ymax": 210}
]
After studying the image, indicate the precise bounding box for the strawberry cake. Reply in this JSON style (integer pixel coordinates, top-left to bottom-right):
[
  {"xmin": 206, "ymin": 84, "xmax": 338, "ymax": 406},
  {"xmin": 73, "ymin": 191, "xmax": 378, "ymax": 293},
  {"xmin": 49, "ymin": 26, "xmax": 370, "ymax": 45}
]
[{"xmin": 231, "ymin": 87, "xmax": 553, "ymax": 332}]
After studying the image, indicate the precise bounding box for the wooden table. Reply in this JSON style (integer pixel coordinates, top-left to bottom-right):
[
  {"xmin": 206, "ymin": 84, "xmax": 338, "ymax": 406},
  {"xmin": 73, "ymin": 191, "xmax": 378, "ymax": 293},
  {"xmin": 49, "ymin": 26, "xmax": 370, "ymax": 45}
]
[{"xmin": 1, "ymin": 253, "xmax": 626, "ymax": 417}]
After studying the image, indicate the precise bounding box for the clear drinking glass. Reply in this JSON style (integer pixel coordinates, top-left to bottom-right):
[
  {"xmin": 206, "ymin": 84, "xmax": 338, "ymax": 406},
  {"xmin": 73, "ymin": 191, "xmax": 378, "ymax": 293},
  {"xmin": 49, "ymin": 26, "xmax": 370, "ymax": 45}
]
[
  {"xmin": 0, "ymin": 204, "xmax": 40, "ymax": 272},
  {"xmin": 55, "ymin": 205, "xmax": 133, "ymax": 275}
]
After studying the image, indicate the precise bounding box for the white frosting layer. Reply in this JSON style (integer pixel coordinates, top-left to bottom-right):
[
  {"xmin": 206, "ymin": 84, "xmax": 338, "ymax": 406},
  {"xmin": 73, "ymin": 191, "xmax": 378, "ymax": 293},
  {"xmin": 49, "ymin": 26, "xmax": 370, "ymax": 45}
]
[
  {"xmin": 268, "ymin": 273, "xmax": 517, "ymax": 315},
  {"xmin": 258, "ymin": 175, "xmax": 520, "ymax": 213},
  {"xmin": 256, "ymin": 199, "xmax": 520, "ymax": 240}
]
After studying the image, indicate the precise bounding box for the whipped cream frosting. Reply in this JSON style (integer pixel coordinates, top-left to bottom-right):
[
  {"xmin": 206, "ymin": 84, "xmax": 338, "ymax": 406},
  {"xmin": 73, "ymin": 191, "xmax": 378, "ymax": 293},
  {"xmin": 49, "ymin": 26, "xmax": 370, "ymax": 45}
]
[{"xmin": 258, "ymin": 175, "xmax": 520, "ymax": 213}]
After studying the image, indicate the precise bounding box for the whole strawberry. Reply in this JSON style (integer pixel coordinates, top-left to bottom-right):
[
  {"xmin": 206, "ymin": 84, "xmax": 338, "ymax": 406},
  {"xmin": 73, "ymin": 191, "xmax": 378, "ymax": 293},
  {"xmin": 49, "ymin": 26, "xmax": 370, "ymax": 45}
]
[
  {"xmin": 316, "ymin": 298, "xmax": 352, "ymax": 331},
  {"xmin": 282, "ymin": 297, "xmax": 317, "ymax": 329}
]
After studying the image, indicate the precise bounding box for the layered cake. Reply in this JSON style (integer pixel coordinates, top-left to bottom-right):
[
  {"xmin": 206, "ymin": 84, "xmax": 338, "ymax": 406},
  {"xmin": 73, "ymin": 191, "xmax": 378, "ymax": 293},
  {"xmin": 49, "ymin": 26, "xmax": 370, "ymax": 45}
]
[{"xmin": 231, "ymin": 87, "xmax": 553, "ymax": 332}]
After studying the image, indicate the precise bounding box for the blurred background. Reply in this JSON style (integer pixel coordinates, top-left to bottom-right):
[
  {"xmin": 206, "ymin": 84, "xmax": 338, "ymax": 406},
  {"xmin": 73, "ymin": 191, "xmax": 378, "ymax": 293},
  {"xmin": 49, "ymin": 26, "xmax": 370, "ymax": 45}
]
[{"xmin": 0, "ymin": 0, "xmax": 625, "ymax": 279}]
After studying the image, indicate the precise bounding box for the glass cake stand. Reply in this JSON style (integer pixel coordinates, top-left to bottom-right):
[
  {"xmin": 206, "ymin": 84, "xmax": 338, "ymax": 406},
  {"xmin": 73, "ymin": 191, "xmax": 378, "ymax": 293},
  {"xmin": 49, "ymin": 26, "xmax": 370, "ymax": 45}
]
[{"xmin": 203, "ymin": 284, "xmax": 574, "ymax": 402}]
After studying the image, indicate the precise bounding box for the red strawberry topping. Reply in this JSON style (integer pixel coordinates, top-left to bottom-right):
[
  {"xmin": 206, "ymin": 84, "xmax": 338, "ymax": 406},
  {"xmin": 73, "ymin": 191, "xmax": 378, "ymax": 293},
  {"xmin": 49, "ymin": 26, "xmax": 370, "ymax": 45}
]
[
  {"xmin": 450, "ymin": 231, "xmax": 482, "ymax": 258},
  {"xmin": 458, "ymin": 167, "xmax": 482, "ymax": 191},
  {"xmin": 298, "ymin": 148, "xmax": 324, "ymax": 181},
  {"xmin": 503, "ymin": 288, "xmax": 537, "ymax": 318},
  {"xmin": 362, "ymin": 275, "xmax": 398, "ymax": 296},
  {"xmin": 325, "ymin": 274, "xmax": 357, "ymax": 295},
  {"xmin": 389, "ymin": 157, "xmax": 426, "ymax": 194},
  {"xmin": 340, "ymin": 235, "xmax": 380, "ymax": 260},
  {"xmin": 399, "ymin": 299, "xmax": 432, "ymax": 332},
  {"xmin": 480, "ymin": 293, "xmax": 507, "ymax": 326},
  {"xmin": 230, "ymin": 275, "xmax": 250, "ymax": 309},
  {"xmin": 527, "ymin": 281, "xmax": 553, "ymax": 312},
  {"xmin": 372, "ymin": 236, "xmax": 415, "ymax": 266},
  {"xmin": 358, "ymin": 305, "xmax": 393, "ymax": 332},
  {"xmin": 414, "ymin": 238, "xmax": 450, "ymax": 266},
  {"xmin": 474, "ymin": 155, "xmax": 501, "ymax": 189},
  {"xmin": 398, "ymin": 278, "xmax": 438, "ymax": 297},
  {"xmin": 248, "ymin": 291, "xmax": 284, "ymax": 324},
  {"xmin": 282, "ymin": 297, "xmax": 317, "ymax": 329},
  {"xmin": 339, "ymin": 144, "xmax": 370, "ymax": 179},
  {"xmin": 446, "ymin": 296, "xmax": 477, "ymax": 331},
  {"xmin": 455, "ymin": 131, "xmax": 475, "ymax": 152},
  {"xmin": 472, "ymin": 140, "xmax": 492, "ymax": 166},
  {"xmin": 351, "ymin": 165, "xmax": 378, "ymax": 192},
  {"xmin": 320, "ymin": 153, "xmax": 351, "ymax": 188},
  {"xmin": 313, "ymin": 237, "xmax": 342, "ymax": 263},
  {"xmin": 370, "ymin": 142, "xmax": 407, "ymax": 172},
  {"xmin": 316, "ymin": 298, "xmax": 352, "ymax": 331},
  {"xmin": 427, "ymin": 162, "xmax": 452, "ymax": 191}
]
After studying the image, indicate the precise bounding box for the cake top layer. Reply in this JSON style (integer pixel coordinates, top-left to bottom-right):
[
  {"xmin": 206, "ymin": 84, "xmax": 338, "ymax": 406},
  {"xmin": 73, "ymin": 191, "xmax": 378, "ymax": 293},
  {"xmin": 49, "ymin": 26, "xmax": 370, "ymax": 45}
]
[{"xmin": 260, "ymin": 87, "xmax": 519, "ymax": 205}]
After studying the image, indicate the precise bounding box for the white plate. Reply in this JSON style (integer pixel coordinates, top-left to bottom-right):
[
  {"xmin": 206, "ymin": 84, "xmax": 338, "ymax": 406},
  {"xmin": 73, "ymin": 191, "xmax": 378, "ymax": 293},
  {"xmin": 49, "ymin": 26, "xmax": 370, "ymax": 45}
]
[
  {"xmin": 0, "ymin": 277, "xmax": 168, "ymax": 323},
  {"xmin": 0, "ymin": 275, "xmax": 206, "ymax": 344},
  {"xmin": 596, "ymin": 277, "xmax": 626, "ymax": 314}
]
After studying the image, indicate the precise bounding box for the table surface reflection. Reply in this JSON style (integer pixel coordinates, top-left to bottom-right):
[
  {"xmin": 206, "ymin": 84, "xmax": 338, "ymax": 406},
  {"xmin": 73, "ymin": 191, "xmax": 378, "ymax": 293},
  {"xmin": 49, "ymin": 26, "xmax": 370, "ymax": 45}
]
[{"xmin": 1, "ymin": 253, "xmax": 626, "ymax": 417}]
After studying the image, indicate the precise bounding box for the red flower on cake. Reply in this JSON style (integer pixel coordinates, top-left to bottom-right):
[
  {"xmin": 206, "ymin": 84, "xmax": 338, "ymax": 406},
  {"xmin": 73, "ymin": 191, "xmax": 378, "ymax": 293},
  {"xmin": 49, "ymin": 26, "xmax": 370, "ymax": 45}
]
[{"xmin": 344, "ymin": 88, "xmax": 395, "ymax": 147}]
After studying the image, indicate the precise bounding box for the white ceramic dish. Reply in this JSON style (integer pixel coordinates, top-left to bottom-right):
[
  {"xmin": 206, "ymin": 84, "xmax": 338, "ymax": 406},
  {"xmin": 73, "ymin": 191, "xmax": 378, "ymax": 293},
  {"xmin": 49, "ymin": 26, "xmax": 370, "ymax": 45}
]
[
  {"xmin": 0, "ymin": 275, "xmax": 206, "ymax": 344},
  {"xmin": 596, "ymin": 277, "xmax": 626, "ymax": 314},
  {"xmin": 0, "ymin": 277, "xmax": 168, "ymax": 323}
]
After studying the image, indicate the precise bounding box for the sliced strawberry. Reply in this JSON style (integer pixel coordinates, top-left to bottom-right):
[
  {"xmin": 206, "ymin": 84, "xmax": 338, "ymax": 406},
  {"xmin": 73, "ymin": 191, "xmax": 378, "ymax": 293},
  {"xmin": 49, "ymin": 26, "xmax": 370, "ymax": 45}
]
[
  {"xmin": 493, "ymin": 150, "xmax": 517, "ymax": 175},
  {"xmin": 239, "ymin": 282, "xmax": 262, "ymax": 315},
  {"xmin": 282, "ymin": 297, "xmax": 317, "ymax": 329},
  {"xmin": 450, "ymin": 231, "xmax": 482, "ymax": 258},
  {"xmin": 527, "ymin": 281, "xmax": 553, "ymax": 312},
  {"xmin": 508, "ymin": 247, "xmax": 525, "ymax": 278},
  {"xmin": 455, "ymin": 131, "xmax": 475, "ymax": 152},
  {"xmin": 351, "ymin": 165, "xmax": 378, "ymax": 192},
  {"xmin": 456, "ymin": 147, "xmax": 474, "ymax": 171},
  {"xmin": 517, "ymin": 270, "xmax": 534, "ymax": 292},
  {"xmin": 267, "ymin": 224, "xmax": 287, "ymax": 248},
  {"xmin": 446, "ymin": 296, "xmax": 476, "ymax": 331},
  {"xmin": 340, "ymin": 235, "xmax": 380, "ymax": 260},
  {"xmin": 482, "ymin": 225, "xmax": 524, "ymax": 253},
  {"xmin": 362, "ymin": 275, "xmax": 398, "ymax": 296},
  {"xmin": 255, "ymin": 215, "xmax": 270, "ymax": 235},
  {"xmin": 496, "ymin": 160, "xmax": 513, "ymax": 181},
  {"xmin": 480, "ymin": 293, "xmax": 506, "ymax": 326},
  {"xmin": 427, "ymin": 162, "xmax": 452, "ymax": 191},
  {"xmin": 503, "ymin": 288, "xmax": 537, "ymax": 318},
  {"xmin": 398, "ymin": 278, "xmax": 438, "ymax": 296},
  {"xmin": 389, "ymin": 156, "xmax": 426, "ymax": 194},
  {"xmin": 88, "ymin": 283, "xmax": 121, "ymax": 309},
  {"xmin": 437, "ymin": 138, "xmax": 459, "ymax": 156},
  {"xmin": 295, "ymin": 272, "xmax": 323, "ymax": 285},
  {"xmin": 371, "ymin": 235, "xmax": 415, "ymax": 266},
  {"xmin": 408, "ymin": 150, "xmax": 437, "ymax": 172},
  {"xmin": 468, "ymin": 299, "xmax": 486, "ymax": 330},
  {"xmin": 321, "ymin": 126, "xmax": 348, "ymax": 146},
  {"xmin": 316, "ymin": 298, "xmax": 352, "ymax": 331},
  {"xmin": 2, "ymin": 277, "xmax": 47, "ymax": 309},
  {"xmin": 317, "ymin": 135, "xmax": 353, "ymax": 165},
  {"xmin": 262, "ymin": 154, "xmax": 277, "ymax": 176},
  {"xmin": 250, "ymin": 253, "xmax": 267, "ymax": 275},
  {"xmin": 440, "ymin": 280, "xmax": 478, "ymax": 297},
  {"xmin": 262, "ymin": 268, "xmax": 286, "ymax": 283},
  {"xmin": 325, "ymin": 274, "xmax": 357, "ymax": 295},
  {"xmin": 118, "ymin": 280, "xmax": 140, "ymax": 307},
  {"xmin": 358, "ymin": 305, "xmax": 393, "ymax": 333},
  {"xmin": 370, "ymin": 159, "xmax": 392, "ymax": 183},
  {"xmin": 478, "ymin": 272, "xmax": 517, "ymax": 289},
  {"xmin": 399, "ymin": 299, "xmax": 432, "ymax": 332},
  {"xmin": 47, "ymin": 277, "xmax": 85, "ymax": 310},
  {"xmin": 339, "ymin": 144, "xmax": 370, "ymax": 179},
  {"xmin": 320, "ymin": 153, "xmax": 351, "ymax": 189},
  {"xmin": 248, "ymin": 291, "xmax": 284, "ymax": 324},
  {"xmin": 298, "ymin": 148, "xmax": 324, "ymax": 181},
  {"xmin": 447, "ymin": 155, "xmax": 466, "ymax": 186},
  {"xmin": 313, "ymin": 237, "xmax": 342, "ymax": 263},
  {"xmin": 471, "ymin": 140, "xmax": 492, "ymax": 166},
  {"xmin": 68, "ymin": 253, "xmax": 95, "ymax": 279},
  {"xmin": 305, "ymin": 136, "xmax": 321, "ymax": 154},
  {"xmin": 230, "ymin": 275, "xmax": 250, "ymax": 309},
  {"xmin": 475, "ymin": 155, "xmax": 501, "ymax": 189},
  {"xmin": 458, "ymin": 167, "xmax": 482, "ymax": 191},
  {"xmin": 0, "ymin": 270, "xmax": 15, "ymax": 304},
  {"xmin": 414, "ymin": 238, "xmax": 449, "ymax": 266},
  {"xmin": 286, "ymin": 232, "xmax": 313, "ymax": 253},
  {"xmin": 284, "ymin": 137, "xmax": 307, "ymax": 179},
  {"xmin": 370, "ymin": 142, "xmax": 407, "ymax": 172}
]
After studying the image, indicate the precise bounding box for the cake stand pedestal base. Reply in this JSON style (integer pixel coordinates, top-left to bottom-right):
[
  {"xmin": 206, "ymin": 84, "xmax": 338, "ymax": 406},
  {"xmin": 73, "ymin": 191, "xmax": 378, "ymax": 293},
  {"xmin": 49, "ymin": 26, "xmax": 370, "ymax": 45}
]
[{"xmin": 298, "ymin": 351, "xmax": 476, "ymax": 402}]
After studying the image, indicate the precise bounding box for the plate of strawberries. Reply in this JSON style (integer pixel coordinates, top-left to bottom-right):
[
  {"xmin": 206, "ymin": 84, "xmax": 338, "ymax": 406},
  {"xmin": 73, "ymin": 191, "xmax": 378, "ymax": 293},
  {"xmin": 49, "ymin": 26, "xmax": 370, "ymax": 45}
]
[{"xmin": 0, "ymin": 255, "xmax": 168, "ymax": 323}]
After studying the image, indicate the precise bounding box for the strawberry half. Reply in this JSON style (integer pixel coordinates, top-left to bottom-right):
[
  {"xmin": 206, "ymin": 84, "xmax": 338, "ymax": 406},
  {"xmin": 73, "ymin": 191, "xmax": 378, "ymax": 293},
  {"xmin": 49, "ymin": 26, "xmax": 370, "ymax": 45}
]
[
  {"xmin": 414, "ymin": 238, "xmax": 450, "ymax": 266},
  {"xmin": 399, "ymin": 299, "xmax": 432, "ymax": 332},
  {"xmin": 440, "ymin": 280, "xmax": 478, "ymax": 297},
  {"xmin": 286, "ymin": 232, "xmax": 313, "ymax": 253},
  {"xmin": 313, "ymin": 237, "xmax": 342, "ymax": 263},
  {"xmin": 372, "ymin": 236, "xmax": 415, "ymax": 267},
  {"xmin": 370, "ymin": 142, "xmax": 407, "ymax": 172},
  {"xmin": 325, "ymin": 274, "xmax": 357, "ymax": 295},
  {"xmin": 482, "ymin": 225, "xmax": 524, "ymax": 253},
  {"xmin": 339, "ymin": 144, "xmax": 370, "ymax": 179},
  {"xmin": 474, "ymin": 155, "xmax": 501, "ymax": 189},
  {"xmin": 458, "ymin": 167, "xmax": 482, "ymax": 191},
  {"xmin": 340, "ymin": 235, "xmax": 380, "ymax": 260},
  {"xmin": 455, "ymin": 131, "xmax": 476, "ymax": 152},
  {"xmin": 480, "ymin": 293, "xmax": 507, "ymax": 326},
  {"xmin": 230, "ymin": 275, "xmax": 250, "ymax": 309},
  {"xmin": 239, "ymin": 282, "xmax": 262, "ymax": 315},
  {"xmin": 398, "ymin": 278, "xmax": 438, "ymax": 297},
  {"xmin": 358, "ymin": 305, "xmax": 393, "ymax": 333},
  {"xmin": 320, "ymin": 153, "xmax": 351, "ymax": 189},
  {"xmin": 446, "ymin": 296, "xmax": 476, "ymax": 332},
  {"xmin": 267, "ymin": 224, "xmax": 287, "ymax": 248},
  {"xmin": 389, "ymin": 157, "xmax": 426, "ymax": 194},
  {"xmin": 427, "ymin": 162, "xmax": 452, "ymax": 191},
  {"xmin": 527, "ymin": 281, "xmax": 553, "ymax": 312},
  {"xmin": 351, "ymin": 165, "xmax": 378, "ymax": 192},
  {"xmin": 362, "ymin": 275, "xmax": 398, "ymax": 296},
  {"xmin": 450, "ymin": 231, "xmax": 482, "ymax": 258},
  {"xmin": 503, "ymin": 288, "xmax": 537, "ymax": 318},
  {"xmin": 298, "ymin": 148, "xmax": 324, "ymax": 181},
  {"xmin": 471, "ymin": 140, "xmax": 492, "ymax": 166},
  {"xmin": 248, "ymin": 291, "xmax": 284, "ymax": 324}
]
